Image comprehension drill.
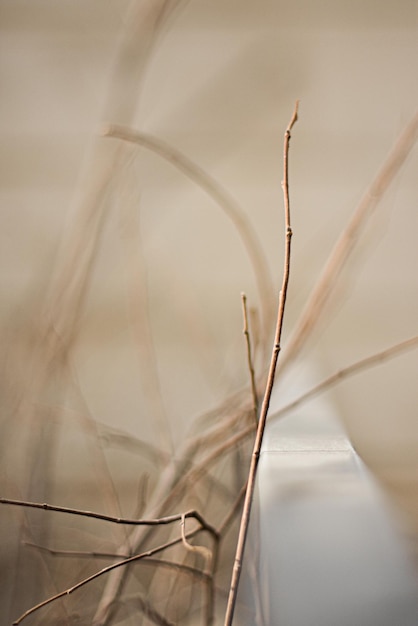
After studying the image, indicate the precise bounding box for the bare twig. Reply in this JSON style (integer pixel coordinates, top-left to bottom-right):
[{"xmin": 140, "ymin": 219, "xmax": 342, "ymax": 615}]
[
  {"xmin": 276, "ymin": 108, "xmax": 418, "ymax": 377},
  {"xmin": 270, "ymin": 334, "xmax": 418, "ymax": 422},
  {"xmin": 181, "ymin": 514, "xmax": 213, "ymax": 569},
  {"xmin": 12, "ymin": 527, "xmax": 204, "ymax": 625},
  {"xmin": 223, "ymin": 101, "xmax": 299, "ymax": 626},
  {"xmin": 102, "ymin": 125, "xmax": 275, "ymax": 348},
  {"xmin": 241, "ymin": 293, "xmax": 259, "ymax": 425},
  {"xmin": 218, "ymin": 483, "xmax": 247, "ymax": 537},
  {"xmin": 97, "ymin": 420, "xmax": 169, "ymax": 465},
  {"xmin": 24, "ymin": 541, "xmax": 211, "ymax": 582},
  {"xmin": 0, "ymin": 497, "xmax": 217, "ymax": 536}
]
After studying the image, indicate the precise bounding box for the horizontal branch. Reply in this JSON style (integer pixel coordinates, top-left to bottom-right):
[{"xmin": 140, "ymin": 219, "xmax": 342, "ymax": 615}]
[{"xmin": 0, "ymin": 497, "xmax": 217, "ymax": 538}]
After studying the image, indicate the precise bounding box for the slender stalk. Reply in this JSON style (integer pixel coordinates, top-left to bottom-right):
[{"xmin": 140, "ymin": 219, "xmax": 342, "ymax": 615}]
[
  {"xmin": 103, "ymin": 125, "xmax": 275, "ymax": 349},
  {"xmin": 276, "ymin": 108, "xmax": 418, "ymax": 377},
  {"xmin": 223, "ymin": 101, "xmax": 299, "ymax": 626},
  {"xmin": 12, "ymin": 527, "xmax": 203, "ymax": 625},
  {"xmin": 24, "ymin": 541, "xmax": 211, "ymax": 581},
  {"xmin": 0, "ymin": 497, "xmax": 217, "ymax": 536},
  {"xmin": 181, "ymin": 514, "xmax": 213, "ymax": 566},
  {"xmin": 270, "ymin": 334, "xmax": 418, "ymax": 422},
  {"xmin": 241, "ymin": 293, "xmax": 259, "ymax": 425}
]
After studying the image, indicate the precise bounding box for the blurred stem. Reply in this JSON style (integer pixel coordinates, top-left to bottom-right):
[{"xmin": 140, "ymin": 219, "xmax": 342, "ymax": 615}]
[
  {"xmin": 103, "ymin": 125, "xmax": 276, "ymax": 353},
  {"xmin": 276, "ymin": 108, "xmax": 418, "ymax": 378}
]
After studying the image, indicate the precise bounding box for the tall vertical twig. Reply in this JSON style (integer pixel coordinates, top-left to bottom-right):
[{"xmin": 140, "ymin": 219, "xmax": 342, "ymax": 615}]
[{"xmin": 223, "ymin": 101, "xmax": 299, "ymax": 626}]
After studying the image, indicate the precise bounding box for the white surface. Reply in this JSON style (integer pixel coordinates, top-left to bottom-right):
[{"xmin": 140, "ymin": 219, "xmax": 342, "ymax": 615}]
[{"xmin": 236, "ymin": 410, "xmax": 418, "ymax": 625}]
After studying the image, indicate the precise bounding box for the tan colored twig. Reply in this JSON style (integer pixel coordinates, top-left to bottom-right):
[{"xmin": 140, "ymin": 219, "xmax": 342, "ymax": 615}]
[
  {"xmin": 118, "ymin": 196, "xmax": 173, "ymax": 457},
  {"xmin": 25, "ymin": 537, "xmax": 216, "ymax": 625},
  {"xmin": 0, "ymin": 497, "xmax": 217, "ymax": 537},
  {"xmin": 12, "ymin": 526, "xmax": 204, "ymax": 625},
  {"xmin": 24, "ymin": 541, "xmax": 210, "ymax": 582},
  {"xmin": 241, "ymin": 293, "xmax": 259, "ymax": 425},
  {"xmin": 180, "ymin": 514, "xmax": 213, "ymax": 569},
  {"xmin": 102, "ymin": 125, "xmax": 275, "ymax": 349},
  {"xmin": 223, "ymin": 100, "xmax": 299, "ymax": 626},
  {"xmin": 270, "ymin": 334, "xmax": 418, "ymax": 422},
  {"xmin": 276, "ymin": 108, "xmax": 418, "ymax": 377}
]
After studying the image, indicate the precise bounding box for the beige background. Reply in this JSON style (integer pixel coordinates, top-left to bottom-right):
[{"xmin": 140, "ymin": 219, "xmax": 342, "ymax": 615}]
[{"xmin": 1, "ymin": 0, "xmax": 418, "ymax": 622}]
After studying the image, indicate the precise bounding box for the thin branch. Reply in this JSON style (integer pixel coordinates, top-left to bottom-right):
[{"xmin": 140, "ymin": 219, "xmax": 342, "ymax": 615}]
[
  {"xmin": 24, "ymin": 541, "xmax": 210, "ymax": 582},
  {"xmin": 181, "ymin": 514, "xmax": 213, "ymax": 570},
  {"xmin": 223, "ymin": 100, "xmax": 299, "ymax": 626},
  {"xmin": 102, "ymin": 125, "xmax": 275, "ymax": 348},
  {"xmin": 166, "ymin": 426, "xmax": 253, "ymax": 509},
  {"xmin": 270, "ymin": 334, "xmax": 418, "ymax": 422},
  {"xmin": 133, "ymin": 472, "xmax": 150, "ymax": 519},
  {"xmin": 24, "ymin": 541, "xmax": 127, "ymax": 560},
  {"xmin": 276, "ymin": 108, "xmax": 418, "ymax": 377},
  {"xmin": 12, "ymin": 528, "xmax": 203, "ymax": 625},
  {"xmin": 0, "ymin": 498, "xmax": 217, "ymax": 537},
  {"xmin": 218, "ymin": 483, "xmax": 247, "ymax": 537},
  {"xmin": 241, "ymin": 293, "xmax": 259, "ymax": 425},
  {"xmin": 97, "ymin": 420, "xmax": 169, "ymax": 465},
  {"xmin": 25, "ymin": 538, "xmax": 216, "ymax": 625}
]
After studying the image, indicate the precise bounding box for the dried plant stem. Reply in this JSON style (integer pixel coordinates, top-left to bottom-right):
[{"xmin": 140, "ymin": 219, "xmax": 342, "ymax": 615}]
[
  {"xmin": 241, "ymin": 293, "xmax": 259, "ymax": 424},
  {"xmin": 277, "ymin": 108, "xmax": 418, "ymax": 377},
  {"xmin": 181, "ymin": 514, "xmax": 213, "ymax": 568},
  {"xmin": 24, "ymin": 541, "xmax": 211, "ymax": 582},
  {"xmin": 12, "ymin": 527, "xmax": 204, "ymax": 625},
  {"xmin": 223, "ymin": 101, "xmax": 299, "ymax": 626},
  {"xmin": 270, "ymin": 333, "xmax": 418, "ymax": 422},
  {"xmin": 103, "ymin": 125, "xmax": 275, "ymax": 348},
  {"xmin": 0, "ymin": 497, "xmax": 217, "ymax": 536}
]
